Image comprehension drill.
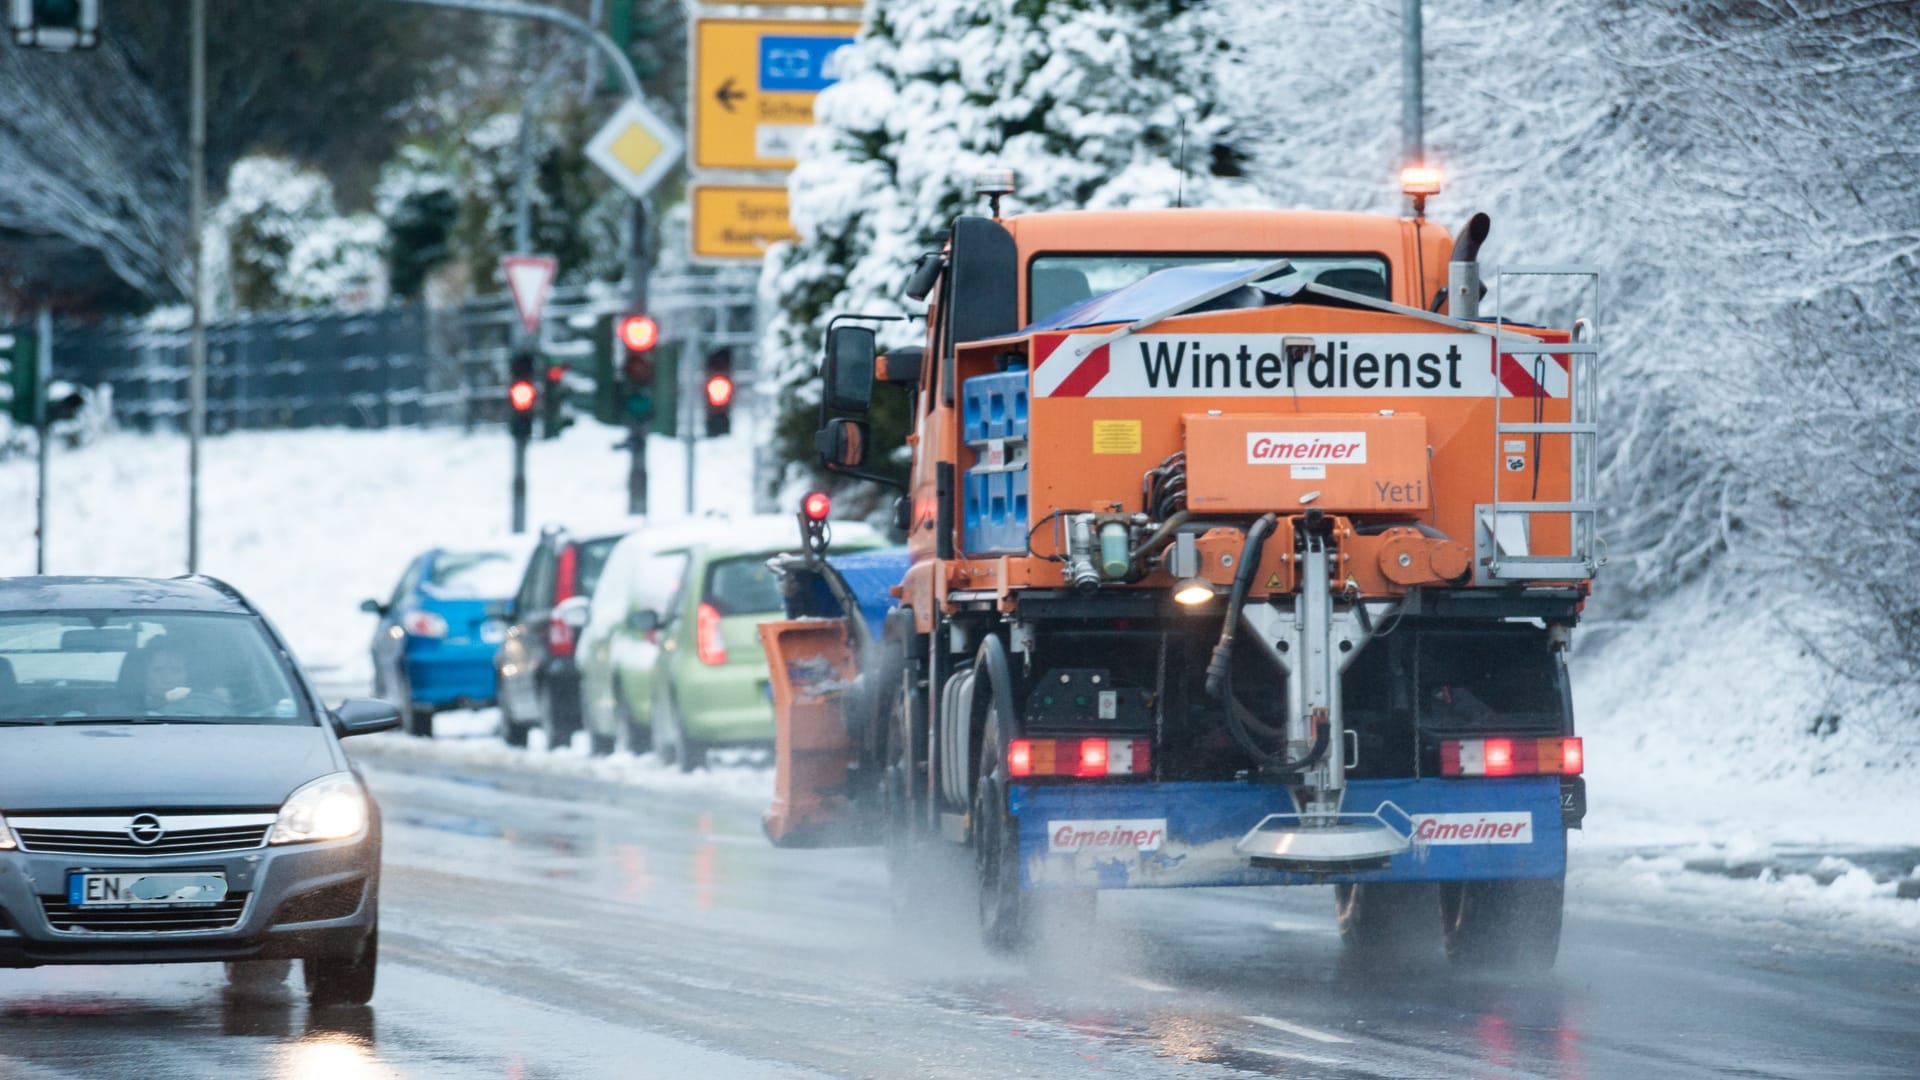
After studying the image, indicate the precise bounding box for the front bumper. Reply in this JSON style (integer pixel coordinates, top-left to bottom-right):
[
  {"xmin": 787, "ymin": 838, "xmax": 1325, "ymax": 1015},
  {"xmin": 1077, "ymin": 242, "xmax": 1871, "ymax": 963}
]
[
  {"xmin": 0, "ymin": 830, "xmax": 378, "ymax": 968},
  {"xmin": 1013, "ymin": 777, "xmax": 1567, "ymax": 890}
]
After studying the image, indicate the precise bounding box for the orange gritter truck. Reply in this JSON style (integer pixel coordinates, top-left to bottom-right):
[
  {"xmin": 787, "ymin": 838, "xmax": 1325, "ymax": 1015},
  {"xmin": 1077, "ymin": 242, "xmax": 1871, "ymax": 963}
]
[{"xmin": 759, "ymin": 175, "xmax": 1601, "ymax": 969}]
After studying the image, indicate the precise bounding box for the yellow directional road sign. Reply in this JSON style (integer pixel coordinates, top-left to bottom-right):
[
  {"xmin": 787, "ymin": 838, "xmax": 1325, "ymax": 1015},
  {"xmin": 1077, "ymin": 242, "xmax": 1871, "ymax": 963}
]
[
  {"xmin": 691, "ymin": 185, "xmax": 799, "ymax": 260},
  {"xmin": 692, "ymin": 18, "xmax": 861, "ymax": 172}
]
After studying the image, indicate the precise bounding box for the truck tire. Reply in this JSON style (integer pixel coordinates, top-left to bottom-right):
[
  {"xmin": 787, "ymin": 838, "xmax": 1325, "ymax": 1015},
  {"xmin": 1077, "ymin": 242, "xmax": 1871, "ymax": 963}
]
[
  {"xmin": 1334, "ymin": 882, "xmax": 1439, "ymax": 959},
  {"xmin": 973, "ymin": 699, "xmax": 1029, "ymax": 951},
  {"xmin": 1439, "ymin": 878, "xmax": 1563, "ymax": 971}
]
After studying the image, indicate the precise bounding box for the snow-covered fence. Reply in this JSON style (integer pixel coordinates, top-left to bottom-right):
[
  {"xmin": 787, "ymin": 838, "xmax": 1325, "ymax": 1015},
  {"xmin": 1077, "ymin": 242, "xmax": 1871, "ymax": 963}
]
[
  {"xmin": 47, "ymin": 306, "xmax": 435, "ymax": 432},
  {"xmin": 28, "ymin": 268, "xmax": 764, "ymax": 436}
]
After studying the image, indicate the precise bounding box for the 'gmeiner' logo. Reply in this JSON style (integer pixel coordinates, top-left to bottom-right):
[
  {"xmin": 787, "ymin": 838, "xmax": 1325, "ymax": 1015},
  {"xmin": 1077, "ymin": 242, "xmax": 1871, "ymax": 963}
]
[{"xmin": 1247, "ymin": 432, "xmax": 1367, "ymax": 465}]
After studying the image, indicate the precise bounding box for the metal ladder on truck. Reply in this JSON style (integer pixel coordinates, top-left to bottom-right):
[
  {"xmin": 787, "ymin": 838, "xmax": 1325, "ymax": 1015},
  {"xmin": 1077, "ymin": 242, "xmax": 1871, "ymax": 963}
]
[{"xmin": 1477, "ymin": 265, "xmax": 1602, "ymax": 583}]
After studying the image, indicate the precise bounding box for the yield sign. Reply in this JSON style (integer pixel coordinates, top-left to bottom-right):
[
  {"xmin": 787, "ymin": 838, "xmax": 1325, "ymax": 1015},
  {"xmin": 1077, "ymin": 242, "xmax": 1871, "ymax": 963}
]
[{"xmin": 501, "ymin": 254, "xmax": 558, "ymax": 337}]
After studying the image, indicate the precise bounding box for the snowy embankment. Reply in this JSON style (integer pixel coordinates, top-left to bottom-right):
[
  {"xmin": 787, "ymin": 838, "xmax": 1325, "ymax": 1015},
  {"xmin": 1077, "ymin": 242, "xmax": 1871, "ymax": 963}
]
[{"xmin": 1, "ymin": 426, "xmax": 1913, "ymax": 936}]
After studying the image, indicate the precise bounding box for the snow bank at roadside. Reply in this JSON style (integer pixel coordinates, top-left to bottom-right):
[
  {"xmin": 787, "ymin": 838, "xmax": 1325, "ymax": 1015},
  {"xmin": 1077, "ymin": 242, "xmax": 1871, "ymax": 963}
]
[
  {"xmin": 0, "ymin": 423, "xmax": 753, "ymax": 687},
  {"xmin": 349, "ymin": 708, "xmax": 776, "ymax": 806}
]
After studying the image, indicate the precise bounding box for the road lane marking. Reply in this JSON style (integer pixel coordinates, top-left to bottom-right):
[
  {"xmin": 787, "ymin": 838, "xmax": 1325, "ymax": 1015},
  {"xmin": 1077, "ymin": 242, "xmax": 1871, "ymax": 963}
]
[
  {"xmin": 1242, "ymin": 1015, "xmax": 1352, "ymax": 1044},
  {"xmin": 1243, "ymin": 1045, "xmax": 1345, "ymax": 1066},
  {"xmin": 1119, "ymin": 976, "xmax": 1175, "ymax": 993}
]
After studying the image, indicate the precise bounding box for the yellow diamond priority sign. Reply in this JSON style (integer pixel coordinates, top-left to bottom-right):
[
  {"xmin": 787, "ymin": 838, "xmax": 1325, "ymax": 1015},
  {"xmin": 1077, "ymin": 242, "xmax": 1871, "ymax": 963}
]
[{"xmin": 586, "ymin": 99, "xmax": 684, "ymax": 200}]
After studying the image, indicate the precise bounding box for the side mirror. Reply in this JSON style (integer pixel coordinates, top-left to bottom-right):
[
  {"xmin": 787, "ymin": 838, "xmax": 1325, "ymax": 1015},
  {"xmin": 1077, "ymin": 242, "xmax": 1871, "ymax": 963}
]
[
  {"xmin": 878, "ymin": 346, "xmax": 923, "ymax": 388},
  {"xmin": 553, "ymin": 595, "xmax": 591, "ymax": 629},
  {"xmin": 359, "ymin": 598, "xmax": 385, "ymax": 615},
  {"xmin": 625, "ymin": 609, "xmax": 660, "ymax": 634},
  {"xmin": 904, "ymin": 252, "xmax": 944, "ymax": 302},
  {"xmin": 332, "ymin": 698, "xmax": 402, "ymax": 737},
  {"xmin": 822, "ymin": 326, "xmax": 876, "ymax": 412},
  {"xmin": 816, "ymin": 418, "xmax": 870, "ymax": 469}
]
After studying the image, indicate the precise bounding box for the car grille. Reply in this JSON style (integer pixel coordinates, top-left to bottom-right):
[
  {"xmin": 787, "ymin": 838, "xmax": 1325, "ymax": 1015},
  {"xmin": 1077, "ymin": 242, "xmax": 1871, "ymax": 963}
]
[
  {"xmin": 11, "ymin": 814, "xmax": 275, "ymax": 857},
  {"xmin": 40, "ymin": 895, "xmax": 249, "ymax": 934}
]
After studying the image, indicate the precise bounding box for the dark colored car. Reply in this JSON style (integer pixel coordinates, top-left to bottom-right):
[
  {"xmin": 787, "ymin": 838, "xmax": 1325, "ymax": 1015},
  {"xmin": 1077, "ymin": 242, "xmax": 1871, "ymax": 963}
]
[
  {"xmin": 362, "ymin": 545, "xmax": 523, "ymax": 737},
  {"xmin": 493, "ymin": 525, "xmax": 627, "ymax": 749},
  {"xmin": 0, "ymin": 576, "xmax": 397, "ymax": 1006}
]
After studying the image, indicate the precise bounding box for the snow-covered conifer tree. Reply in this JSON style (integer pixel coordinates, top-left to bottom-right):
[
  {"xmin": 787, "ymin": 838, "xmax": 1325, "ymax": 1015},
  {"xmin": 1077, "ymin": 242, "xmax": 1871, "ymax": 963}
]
[{"xmin": 760, "ymin": 0, "xmax": 1257, "ymax": 495}]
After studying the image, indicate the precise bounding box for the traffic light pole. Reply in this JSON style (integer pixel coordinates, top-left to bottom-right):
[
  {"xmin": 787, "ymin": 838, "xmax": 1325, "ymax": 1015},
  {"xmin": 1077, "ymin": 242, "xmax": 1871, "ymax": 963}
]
[
  {"xmin": 681, "ymin": 324, "xmax": 697, "ymax": 515},
  {"xmin": 627, "ymin": 203, "xmax": 650, "ymax": 517},
  {"xmin": 34, "ymin": 306, "xmax": 49, "ymax": 574}
]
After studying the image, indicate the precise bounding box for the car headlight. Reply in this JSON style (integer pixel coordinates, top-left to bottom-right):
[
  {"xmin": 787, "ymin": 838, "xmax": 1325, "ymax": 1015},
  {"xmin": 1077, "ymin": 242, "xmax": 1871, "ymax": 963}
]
[
  {"xmin": 269, "ymin": 773, "xmax": 369, "ymax": 844},
  {"xmin": 0, "ymin": 810, "xmax": 16, "ymax": 850}
]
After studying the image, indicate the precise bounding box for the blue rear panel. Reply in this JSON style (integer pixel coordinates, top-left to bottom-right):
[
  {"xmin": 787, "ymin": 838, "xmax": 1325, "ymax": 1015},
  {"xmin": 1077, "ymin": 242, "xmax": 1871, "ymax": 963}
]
[{"xmin": 1011, "ymin": 777, "xmax": 1565, "ymax": 890}]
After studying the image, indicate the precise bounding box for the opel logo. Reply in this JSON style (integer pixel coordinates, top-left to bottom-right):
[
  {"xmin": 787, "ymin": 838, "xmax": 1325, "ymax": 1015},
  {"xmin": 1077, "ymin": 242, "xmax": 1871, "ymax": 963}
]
[{"xmin": 127, "ymin": 814, "xmax": 165, "ymax": 846}]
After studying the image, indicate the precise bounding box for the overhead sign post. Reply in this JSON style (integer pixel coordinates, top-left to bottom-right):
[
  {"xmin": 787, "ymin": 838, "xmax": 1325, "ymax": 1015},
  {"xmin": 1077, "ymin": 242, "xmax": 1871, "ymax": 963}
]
[
  {"xmin": 585, "ymin": 98, "xmax": 685, "ymax": 201},
  {"xmin": 692, "ymin": 18, "xmax": 859, "ymax": 173},
  {"xmin": 690, "ymin": 185, "xmax": 799, "ymax": 261},
  {"xmin": 500, "ymin": 254, "xmax": 559, "ymax": 338}
]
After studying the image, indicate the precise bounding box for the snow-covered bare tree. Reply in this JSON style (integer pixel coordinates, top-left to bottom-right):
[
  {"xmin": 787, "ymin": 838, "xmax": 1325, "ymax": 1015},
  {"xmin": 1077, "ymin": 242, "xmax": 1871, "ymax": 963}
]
[
  {"xmin": 0, "ymin": 38, "xmax": 185, "ymax": 311},
  {"xmin": 760, "ymin": 0, "xmax": 1258, "ymax": 496}
]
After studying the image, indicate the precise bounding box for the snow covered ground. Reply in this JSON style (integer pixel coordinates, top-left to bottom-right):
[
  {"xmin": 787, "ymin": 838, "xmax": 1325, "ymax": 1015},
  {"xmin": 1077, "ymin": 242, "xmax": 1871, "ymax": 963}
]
[{"xmin": 2, "ymin": 424, "xmax": 1914, "ymax": 942}]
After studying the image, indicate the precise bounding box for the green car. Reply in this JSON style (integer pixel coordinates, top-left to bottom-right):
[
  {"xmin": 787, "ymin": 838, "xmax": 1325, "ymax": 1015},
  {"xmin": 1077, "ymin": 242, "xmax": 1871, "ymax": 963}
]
[{"xmin": 578, "ymin": 519, "xmax": 876, "ymax": 770}]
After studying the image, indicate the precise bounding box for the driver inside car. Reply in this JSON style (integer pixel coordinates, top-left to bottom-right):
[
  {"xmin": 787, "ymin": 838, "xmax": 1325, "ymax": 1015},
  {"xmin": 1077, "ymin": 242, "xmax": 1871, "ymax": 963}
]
[{"xmin": 136, "ymin": 641, "xmax": 231, "ymax": 716}]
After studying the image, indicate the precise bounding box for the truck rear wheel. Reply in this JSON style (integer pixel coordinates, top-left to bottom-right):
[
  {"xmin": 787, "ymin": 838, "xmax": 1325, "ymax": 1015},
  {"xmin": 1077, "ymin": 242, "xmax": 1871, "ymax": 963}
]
[
  {"xmin": 1334, "ymin": 882, "xmax": 1439, "ymax": 959},
  {"xmin": 974, "ymin": 701, "xmax": 1029, "ymax": 951},
  {"xmin": 1439, "ymin": 878, "xmax": 1563, "ymax": 971}
]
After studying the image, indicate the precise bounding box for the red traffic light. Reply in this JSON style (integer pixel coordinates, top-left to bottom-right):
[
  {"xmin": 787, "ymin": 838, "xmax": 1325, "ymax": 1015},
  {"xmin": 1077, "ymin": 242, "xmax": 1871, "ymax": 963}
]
[
  {"xmin": 619, "ymin": 315, "xmax": 659, "ymax": 352},
  {"xmin": 802, "ymin": 491, "xmax": 832, "ymax": 522},
  {"xmin": 508, "ymin": 379, "xmax": 537, "ymax": 412},
  {"xmin": 705, "ymin": 374, "xmax": 734, "ymax": 409}
]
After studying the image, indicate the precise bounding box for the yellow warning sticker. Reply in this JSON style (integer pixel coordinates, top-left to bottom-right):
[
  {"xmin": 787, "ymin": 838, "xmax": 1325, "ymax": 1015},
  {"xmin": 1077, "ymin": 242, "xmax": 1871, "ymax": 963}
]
[
  {"xmin": 1092, "ymin": 420, "xmax": 1142, "ymax": 455},
  {"xmin": 1265, "ymin": 572, "xmax": 1284, "ymax": 589}
]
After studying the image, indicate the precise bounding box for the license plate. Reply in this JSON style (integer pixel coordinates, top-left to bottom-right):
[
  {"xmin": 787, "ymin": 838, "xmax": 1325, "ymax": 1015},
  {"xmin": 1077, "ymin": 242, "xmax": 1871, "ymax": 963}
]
[
  {"xmin": 480, "ymin": 620, "xmax": 507, "ymax": 645},
  {"xmin": 67, "ymin": 871, "xmax": 229, "ymax": 907}
]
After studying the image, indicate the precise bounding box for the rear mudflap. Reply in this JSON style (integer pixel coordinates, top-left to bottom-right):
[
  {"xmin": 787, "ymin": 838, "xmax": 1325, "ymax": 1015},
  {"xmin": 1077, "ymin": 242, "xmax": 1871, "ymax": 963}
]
[
  {"xmin": 758, "ymin": 618, "xmax": 874, "ymax": 848},
  {"xmin": 1012, "ymin": 778, "xmax": 1565, "ymax": 889}
]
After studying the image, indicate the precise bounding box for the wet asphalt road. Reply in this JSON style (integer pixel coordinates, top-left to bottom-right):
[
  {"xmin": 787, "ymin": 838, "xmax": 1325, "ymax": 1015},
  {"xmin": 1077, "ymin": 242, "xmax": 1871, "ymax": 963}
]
[{"xmin": 2, "ymin": 745, "xmax": 1916, "ymax": 1079}]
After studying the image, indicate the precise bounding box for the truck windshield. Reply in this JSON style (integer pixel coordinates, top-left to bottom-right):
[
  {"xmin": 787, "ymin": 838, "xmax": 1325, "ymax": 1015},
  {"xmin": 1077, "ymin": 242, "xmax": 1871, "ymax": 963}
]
[{"xmin": 1028, "ymin": 253, "xmax": 1391, "ymax": 322}]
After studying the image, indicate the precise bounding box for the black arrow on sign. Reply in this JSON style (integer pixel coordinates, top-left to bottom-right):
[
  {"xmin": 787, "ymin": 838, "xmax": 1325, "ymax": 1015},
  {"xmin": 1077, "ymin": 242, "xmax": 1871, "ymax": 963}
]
[{"xmin": 715, "ymin": 77, "xmax": 746, "ymax": 113}]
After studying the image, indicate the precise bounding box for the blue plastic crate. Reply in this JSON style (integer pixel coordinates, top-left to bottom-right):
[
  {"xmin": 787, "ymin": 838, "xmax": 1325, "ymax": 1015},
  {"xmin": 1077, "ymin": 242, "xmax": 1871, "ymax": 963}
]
[
  {"xmin": 962, "ymin": 370, "xmax": 1029, "ymax": 444},
  {"xmin": 963, "ymin": 467, "xmax": 1030, "ymax": 555}
]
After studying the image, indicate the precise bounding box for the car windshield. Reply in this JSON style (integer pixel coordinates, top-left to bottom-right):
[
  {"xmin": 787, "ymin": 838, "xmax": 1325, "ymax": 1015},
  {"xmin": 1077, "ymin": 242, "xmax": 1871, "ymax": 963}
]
[
  {"xmin": 703, "ymin": 554, "xmax": 784, "ymax": 616},
  {"xmin": 424, "ymin": 550, "xmax": 520, "ymax": 599},
  {"xmin": 1028, "ymin": 253, "xmax": 1392, "ymax": 322},
  {"xmin": 0, "ymin": 611, "xmax": 310, "ymax": 725}
]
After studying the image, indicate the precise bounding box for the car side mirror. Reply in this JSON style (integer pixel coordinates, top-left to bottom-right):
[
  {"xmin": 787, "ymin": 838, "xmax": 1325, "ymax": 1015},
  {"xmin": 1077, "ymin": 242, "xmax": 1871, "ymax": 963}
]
[
  {"xmin": 359, "ymin": 598, "xmax": 385, "ymax": 615},
  {"xmin": 815, "ymin": 418, "xmax": 869, "ymax": 469},
  {"xmin": 822, "ymin": 326, "xmax": 876, "ymax": 412},
  {"xmin": 553, "ymin": 595, "xmax": 591, "ymax": 629},
  {"xmin": 332, "ymin": 698, "xmax": 401, "ymax": 737},
  {"xmin": 625, "ymin": 609, "xmax": 660, "ymax": 633}
]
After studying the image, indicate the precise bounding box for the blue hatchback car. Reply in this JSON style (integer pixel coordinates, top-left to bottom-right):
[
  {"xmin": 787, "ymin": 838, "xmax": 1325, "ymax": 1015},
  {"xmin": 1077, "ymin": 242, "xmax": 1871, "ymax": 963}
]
[{"xmin": 363, "ymin": 546, "xmax": 524, "ymax": 736}]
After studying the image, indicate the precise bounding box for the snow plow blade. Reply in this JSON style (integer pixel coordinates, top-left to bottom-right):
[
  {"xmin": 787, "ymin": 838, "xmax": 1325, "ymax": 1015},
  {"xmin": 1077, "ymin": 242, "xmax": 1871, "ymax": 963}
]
[{"xmin": 759, "ymin": 618, "xmax": 873, "ymax": 848}]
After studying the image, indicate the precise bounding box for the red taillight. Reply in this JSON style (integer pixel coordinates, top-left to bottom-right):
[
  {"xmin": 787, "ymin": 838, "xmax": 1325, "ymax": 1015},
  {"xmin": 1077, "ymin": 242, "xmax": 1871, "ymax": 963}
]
[
  {"xmin": 1440, "ymin": 736, "xmax": 1583, "ymax": 777},
  {"xmin": 554, "ymin": 545, "xmax": 579, "ymax": 602},
  {"xmin": 1483, "ymin": 738, "xmax": 1514, "ymax": 777},
  {"xmin": 1008, "ymin": 739, "xmax": 1033, "ymax": 778},
  {"xmin": 1005, "ymin": 737, "xmax": 1149, "ymax": 779},
  {"xmin": 402, "ymin": 610, "xmax": 448, "ymax": 639},
  {"xmin": 802, "ymin": 491, "xmax": 831, "ymax": 522},
  {"xmin": 1077, "ymin": 738, "xmax": 1108, "ymax": 777},
  {"xmin": 695, "ymin": 602, "xmax": 727, "ymax": 665}
]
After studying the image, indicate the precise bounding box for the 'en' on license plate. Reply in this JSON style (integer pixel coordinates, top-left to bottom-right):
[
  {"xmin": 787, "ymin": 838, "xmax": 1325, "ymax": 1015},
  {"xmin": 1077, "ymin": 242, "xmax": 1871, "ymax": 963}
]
[{"xmin": 67, "ymin": 871, "xmax": 229, "ymax": 906}]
